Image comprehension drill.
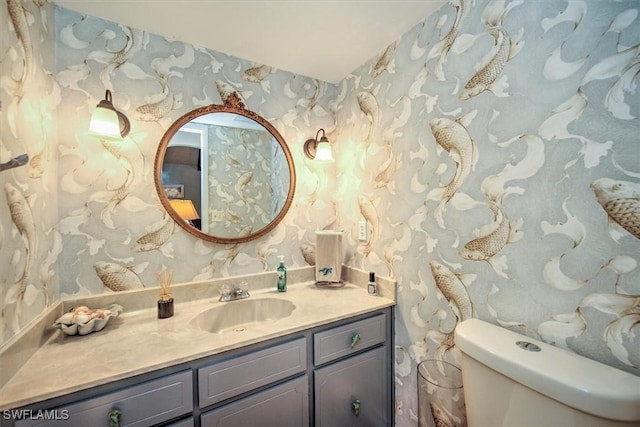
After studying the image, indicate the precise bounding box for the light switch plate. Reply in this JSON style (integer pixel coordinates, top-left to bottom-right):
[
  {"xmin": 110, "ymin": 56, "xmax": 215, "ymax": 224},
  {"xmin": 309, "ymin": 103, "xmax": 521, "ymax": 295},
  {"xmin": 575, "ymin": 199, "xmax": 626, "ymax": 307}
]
[{"xmin": 358, "ymin": 221, "xmax": 368, "ymax": 242}]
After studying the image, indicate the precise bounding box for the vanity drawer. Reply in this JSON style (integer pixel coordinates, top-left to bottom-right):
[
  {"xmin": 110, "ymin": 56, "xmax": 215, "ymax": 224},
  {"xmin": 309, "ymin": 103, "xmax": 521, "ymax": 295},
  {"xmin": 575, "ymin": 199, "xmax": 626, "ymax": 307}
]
[
  {"xmin": 15, "ymin": 370, "xmax": 193, "ymax": 427},
  {"xmin": 200, "ymin": 375, "xmax": 309, "ymax": 427},
  {"xmin": 314, "ymin": 313, "xmax": 386, "ymax": 366},
  {"xmin": 198, "ymin": 337, "xmax": 306, "ymax": 408}
]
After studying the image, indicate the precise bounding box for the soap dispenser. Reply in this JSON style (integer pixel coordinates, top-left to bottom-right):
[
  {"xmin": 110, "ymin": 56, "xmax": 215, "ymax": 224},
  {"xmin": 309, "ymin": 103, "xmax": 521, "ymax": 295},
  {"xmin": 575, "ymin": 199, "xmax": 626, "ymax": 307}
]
[{"xmin": 277, "ymin": 256, "xmax": 287, "ymax": 292}]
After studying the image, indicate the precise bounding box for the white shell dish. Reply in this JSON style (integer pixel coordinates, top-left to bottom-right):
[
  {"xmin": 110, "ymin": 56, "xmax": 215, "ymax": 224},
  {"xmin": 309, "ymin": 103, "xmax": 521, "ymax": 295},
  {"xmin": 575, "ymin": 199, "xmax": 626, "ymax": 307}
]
[{"xmin": 53, "ymin": 304, "xmax": 123, "ymax": 336}]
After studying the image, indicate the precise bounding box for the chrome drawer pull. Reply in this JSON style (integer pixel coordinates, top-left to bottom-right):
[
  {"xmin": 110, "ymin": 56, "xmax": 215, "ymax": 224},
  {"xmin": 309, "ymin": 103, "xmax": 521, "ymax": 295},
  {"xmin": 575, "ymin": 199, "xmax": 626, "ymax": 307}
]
[
  {"xmin": 352, "ymin": 398, "xmax": 361, "ymax": 416},
  {"xmin": 109, "ymin": 409, "xmax": 121, "ymax": 427},
  {"xmin": 350, "ymin": 333, "xmax": 361, "ymax": 349}
]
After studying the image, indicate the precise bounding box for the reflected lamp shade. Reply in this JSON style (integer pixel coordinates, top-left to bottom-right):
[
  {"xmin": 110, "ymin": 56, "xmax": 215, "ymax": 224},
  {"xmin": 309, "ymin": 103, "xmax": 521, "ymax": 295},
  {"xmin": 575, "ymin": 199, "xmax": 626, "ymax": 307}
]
[{"xmin": 169, "ymin": 199, "xmax": 200, "ymax": 221}]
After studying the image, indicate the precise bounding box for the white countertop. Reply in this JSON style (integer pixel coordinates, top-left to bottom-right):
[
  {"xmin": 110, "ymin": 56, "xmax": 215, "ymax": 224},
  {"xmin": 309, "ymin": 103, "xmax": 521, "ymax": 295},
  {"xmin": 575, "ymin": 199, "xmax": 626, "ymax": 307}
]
[{"xmin": 0, "ymin": 275, "xmax": 395, "ymax": 410}]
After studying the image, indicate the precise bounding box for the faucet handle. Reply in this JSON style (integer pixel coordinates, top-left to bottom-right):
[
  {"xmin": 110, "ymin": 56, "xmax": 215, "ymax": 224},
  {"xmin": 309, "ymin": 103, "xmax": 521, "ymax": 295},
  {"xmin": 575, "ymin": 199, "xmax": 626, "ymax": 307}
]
[
  {"xmin": 219, "ymin": 284, "xmax": 232, "ymax": 302},
  {"xmin": 238, "ymin": 281, "xmax": 248, "ymax": 293},
  {"xmin": 220, "ymin": 284, "xmax": 231, "ymax": 296}
]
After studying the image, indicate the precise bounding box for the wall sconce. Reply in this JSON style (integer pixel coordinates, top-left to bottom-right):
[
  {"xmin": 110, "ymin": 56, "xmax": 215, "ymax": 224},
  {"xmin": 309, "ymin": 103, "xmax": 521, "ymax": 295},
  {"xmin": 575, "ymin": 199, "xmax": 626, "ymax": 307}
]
[
  {"xmin": 88, "ymin": 90, "xmax": 131, "ymax": 140},
  {"xmin": 169, "ymin": 199, "xmax": 200, "ymax": 225},
  {"xmin": 303, "ymin": 128, "xmax": 334, "ymax": 161}
]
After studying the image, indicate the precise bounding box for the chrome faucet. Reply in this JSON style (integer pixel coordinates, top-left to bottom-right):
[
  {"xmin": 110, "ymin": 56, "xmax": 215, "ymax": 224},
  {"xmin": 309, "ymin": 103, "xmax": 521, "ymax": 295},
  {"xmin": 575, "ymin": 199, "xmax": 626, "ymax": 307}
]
[{"xmin": 219, "ymin": 282, "xmax": 250, "ymax": 302}]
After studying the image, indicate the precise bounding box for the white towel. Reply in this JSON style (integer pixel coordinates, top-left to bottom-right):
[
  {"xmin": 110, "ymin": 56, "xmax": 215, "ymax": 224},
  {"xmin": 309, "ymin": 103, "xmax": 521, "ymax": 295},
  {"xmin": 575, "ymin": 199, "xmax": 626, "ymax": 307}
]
[{"xmin": 315, "ymin": 230, "xmax": 343, "ymax": 283}]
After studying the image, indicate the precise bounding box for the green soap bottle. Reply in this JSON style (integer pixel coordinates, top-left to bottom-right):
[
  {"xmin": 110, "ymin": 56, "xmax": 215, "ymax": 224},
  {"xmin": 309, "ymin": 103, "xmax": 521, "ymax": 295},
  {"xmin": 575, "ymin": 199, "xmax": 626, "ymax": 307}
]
[{"xmin": 277, "ymin": 255, "xmax": 287, "ymax": 292}]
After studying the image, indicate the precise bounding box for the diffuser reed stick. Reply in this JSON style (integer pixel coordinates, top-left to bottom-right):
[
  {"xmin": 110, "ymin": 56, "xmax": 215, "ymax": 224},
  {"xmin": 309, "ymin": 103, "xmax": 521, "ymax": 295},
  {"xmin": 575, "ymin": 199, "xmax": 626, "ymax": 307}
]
[{"xmin": 157, "ymin": 270, "xmax": 173, "ymax": 302}]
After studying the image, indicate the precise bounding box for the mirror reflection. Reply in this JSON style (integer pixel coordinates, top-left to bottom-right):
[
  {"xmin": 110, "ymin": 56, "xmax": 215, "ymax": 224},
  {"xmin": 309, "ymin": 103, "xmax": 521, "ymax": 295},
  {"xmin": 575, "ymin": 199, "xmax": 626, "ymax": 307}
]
[{"xmin": 155, "ymin": 96, "xmax": 295, "ymax": 243}]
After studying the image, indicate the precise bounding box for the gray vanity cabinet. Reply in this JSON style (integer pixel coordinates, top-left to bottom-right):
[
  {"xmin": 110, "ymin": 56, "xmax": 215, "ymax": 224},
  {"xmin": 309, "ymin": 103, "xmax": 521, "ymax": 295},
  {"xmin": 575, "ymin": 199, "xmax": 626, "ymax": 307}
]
[
  {"xmin": 313, "ymin": 314, "xmax": 389, "ymax": 427},
  {"xmin": 4, "ymin": 307, "xmax": 393, "ymax": 427},
  {"xmin": 198, "ymin": 310, "xmax": 391, "ymax": 427}
]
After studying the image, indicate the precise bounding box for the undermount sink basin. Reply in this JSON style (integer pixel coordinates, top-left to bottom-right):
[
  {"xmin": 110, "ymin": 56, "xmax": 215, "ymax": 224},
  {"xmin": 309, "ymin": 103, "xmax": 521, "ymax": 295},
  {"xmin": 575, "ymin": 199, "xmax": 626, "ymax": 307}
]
[{"xmin": 190, "ymin": 298, "xmax": 296, "ymax": 333}]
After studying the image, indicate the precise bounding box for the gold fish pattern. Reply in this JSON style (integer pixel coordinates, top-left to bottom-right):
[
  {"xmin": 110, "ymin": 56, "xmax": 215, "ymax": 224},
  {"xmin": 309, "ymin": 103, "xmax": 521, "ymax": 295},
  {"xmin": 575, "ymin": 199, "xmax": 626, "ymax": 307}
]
[
  {"xmin": 3, "ymin": 2, "xmax": 640, "ymax": 425},
  {"xmin": 5, "ymin": 0, "xmax": 35, "ymax": 138},
  {"xmin": 429, "ymin": 115, "xmax": 477, "ymax": 227},
  {"xmin": 7, "ymin": 0, "xmax": 34, "ymax": 99},
  {"xmin": 93, "ymin": 262, "xmax": 145, "ymax": 292},
  {"xmin": 459, "ymin": 202, "xmax": 522, "ymax": 261},
  {"xmin": 374, "ymin": 147, "xmax": 402, "ymax": 189},
  {"xmin": 242, "ymin": 64, "xmax": 272, "ymax": 82},
  {"xmin": 591, "ymin": 178, "xmax": 640, "ymax": 240},
  {"xmin": 235, "ymin": 171, "xmax": 253, "ymax": 206},
  {"xmin": 428, "ymin": 0, "xmax": 468, "ymax": 81},
  {"xmin": 373, "ymin": 41, "xmax": 397, "ymax": 77},
  {"xmin": 357, "ymin": 91, "xmax": 380, "ymax": 143},
  {"xmin": 461, "ymin": 27, "xmax": 512, "ymax": 100},
  {"xmin": 358, "ymin": 195, "xmax": 380, "ymax": 263},
  {"xmin": 135, "ymin": 86, "xmax": 179, "ymax": 121},
  {"xmin": 430, "ymin": 261, "xmax": 475, "ymax": 323},
  {"xmin": 4, "ymin": 183, "xmax": 37, "ymax": 330},
  {"xmin": 132, "ymin": 219, "xmax": 175, "ymax": 252},
  {"xmin": 98, "ymin": 27, "xmax": 144, "ymax": 85}
]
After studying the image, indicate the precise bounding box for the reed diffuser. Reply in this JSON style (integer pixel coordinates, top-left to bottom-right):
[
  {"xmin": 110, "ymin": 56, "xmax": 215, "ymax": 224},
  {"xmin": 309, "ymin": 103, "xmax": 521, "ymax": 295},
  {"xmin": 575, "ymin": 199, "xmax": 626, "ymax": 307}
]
[{"xmin": 157, "ymin": 270, "xmax": 174, "ymax": 319}]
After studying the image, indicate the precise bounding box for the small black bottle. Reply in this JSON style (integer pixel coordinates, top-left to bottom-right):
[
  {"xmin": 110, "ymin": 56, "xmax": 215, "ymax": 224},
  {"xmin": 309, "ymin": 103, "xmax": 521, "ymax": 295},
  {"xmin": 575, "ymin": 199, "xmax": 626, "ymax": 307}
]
[{"xmin": 368, "ymin": 272, "xmax": 377, "ymax": 296}]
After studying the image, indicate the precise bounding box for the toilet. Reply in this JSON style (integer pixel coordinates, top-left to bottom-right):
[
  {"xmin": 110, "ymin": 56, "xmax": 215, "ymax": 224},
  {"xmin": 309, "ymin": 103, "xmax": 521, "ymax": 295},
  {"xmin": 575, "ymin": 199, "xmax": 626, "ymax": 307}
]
[{"xmin": 455, "ymin": 319, "xmax": 640, "ymax": 427}]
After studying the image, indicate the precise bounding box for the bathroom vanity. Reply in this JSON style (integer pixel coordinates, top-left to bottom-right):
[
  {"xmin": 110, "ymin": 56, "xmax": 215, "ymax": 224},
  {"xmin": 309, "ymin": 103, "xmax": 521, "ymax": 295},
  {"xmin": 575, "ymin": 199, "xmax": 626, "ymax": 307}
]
[{"xmin": 0, "ymin": 267, "xmax": 395, "ymax": 427}]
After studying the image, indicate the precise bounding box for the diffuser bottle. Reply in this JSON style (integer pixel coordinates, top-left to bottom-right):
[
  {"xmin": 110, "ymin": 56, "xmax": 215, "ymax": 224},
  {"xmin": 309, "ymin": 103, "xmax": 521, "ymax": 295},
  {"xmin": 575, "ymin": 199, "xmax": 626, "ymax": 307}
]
[{"xmin": 277, "ymin": 256, "xmax": 287, "ymax": 292}]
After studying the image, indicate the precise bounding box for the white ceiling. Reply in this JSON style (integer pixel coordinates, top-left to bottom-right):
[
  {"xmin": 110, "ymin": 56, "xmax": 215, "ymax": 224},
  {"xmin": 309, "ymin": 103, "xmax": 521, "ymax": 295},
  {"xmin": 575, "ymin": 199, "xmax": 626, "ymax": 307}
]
[{"xmin": 53, "ymin": 0, "xmax": 448, "ymax": 84}]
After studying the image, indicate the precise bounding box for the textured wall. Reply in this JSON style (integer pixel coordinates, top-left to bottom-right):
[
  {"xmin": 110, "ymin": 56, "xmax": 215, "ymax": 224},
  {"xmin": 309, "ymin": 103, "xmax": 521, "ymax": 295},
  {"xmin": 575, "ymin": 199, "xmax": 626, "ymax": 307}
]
[
  {"xmin": 51, "ymin": 6, "xmax": 340, "ymax": 296},
  {"xmin": 334, "ymin": 1, "xmax": 639, "ymax": 425},
  {"xmin": 1, "ymin": 2, "xmax": 338, "ymax": 345},
  {"xmin": 1, "ymin": 1, "xmax": 638, "ymax": 426},
  {"xmin": 1, "ymin": 0, "xmax": 59, "ymax": 343}
]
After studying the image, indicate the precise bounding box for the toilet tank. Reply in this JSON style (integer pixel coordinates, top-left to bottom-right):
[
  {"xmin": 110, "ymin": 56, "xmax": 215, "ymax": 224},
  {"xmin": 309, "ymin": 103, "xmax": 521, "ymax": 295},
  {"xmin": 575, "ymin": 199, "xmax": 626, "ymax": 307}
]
[{"xmin": 455, "ymin": 319, "xmax": 640, "ymax": 427}]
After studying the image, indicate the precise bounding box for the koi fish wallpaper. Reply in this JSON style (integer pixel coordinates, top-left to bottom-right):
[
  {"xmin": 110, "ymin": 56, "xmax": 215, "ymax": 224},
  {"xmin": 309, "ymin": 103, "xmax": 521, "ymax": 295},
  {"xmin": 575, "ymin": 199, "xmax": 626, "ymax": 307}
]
[{"xmin": 1, "ymin": 1, "xmax": 638, "ymax": 426}]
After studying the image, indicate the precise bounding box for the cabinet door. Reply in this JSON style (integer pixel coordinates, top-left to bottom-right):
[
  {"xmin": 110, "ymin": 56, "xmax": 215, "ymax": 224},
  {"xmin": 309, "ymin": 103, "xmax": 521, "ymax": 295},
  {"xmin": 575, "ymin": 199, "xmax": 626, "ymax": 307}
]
[
  {"xmin": 200, "ymin": 375, "xmax": 308, "ymax": 427},
  {"xmin": 315, "ymin": 347, "xmax": 388, "ymax": 427}
]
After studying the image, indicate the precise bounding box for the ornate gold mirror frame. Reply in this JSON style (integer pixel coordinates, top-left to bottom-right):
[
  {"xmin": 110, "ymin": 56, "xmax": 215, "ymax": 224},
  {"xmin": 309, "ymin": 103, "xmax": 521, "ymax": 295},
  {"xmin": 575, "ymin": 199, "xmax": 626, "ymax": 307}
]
[{"xmin": 154, "ymin": 93, "xmax": 296, "ymax": 244}]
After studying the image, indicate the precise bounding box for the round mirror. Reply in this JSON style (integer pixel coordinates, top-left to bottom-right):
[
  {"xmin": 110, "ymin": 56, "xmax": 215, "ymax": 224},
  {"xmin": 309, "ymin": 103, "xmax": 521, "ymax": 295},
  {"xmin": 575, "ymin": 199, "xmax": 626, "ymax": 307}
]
[{"xmin": 154, "ymin": 93, "xmax": 295, "ymax": 243}]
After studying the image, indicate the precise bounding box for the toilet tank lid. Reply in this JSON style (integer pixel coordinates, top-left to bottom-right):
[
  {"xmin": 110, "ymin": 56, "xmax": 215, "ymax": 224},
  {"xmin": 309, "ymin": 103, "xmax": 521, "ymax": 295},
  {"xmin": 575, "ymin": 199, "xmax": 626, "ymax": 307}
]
[{"xmin": 455, "ymin": 319, "xmax": 640, "ymax": 422}]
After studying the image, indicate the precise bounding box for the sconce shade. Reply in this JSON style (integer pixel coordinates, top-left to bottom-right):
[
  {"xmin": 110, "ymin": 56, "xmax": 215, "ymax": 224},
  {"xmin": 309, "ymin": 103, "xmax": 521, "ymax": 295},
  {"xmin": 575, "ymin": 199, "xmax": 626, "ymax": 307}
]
[
  {"xmin": 89, "ymin": 90, "xmax": 130, "ymax": 140},
  {"xmin": 315, "ymin": 140, "xmax": 333, "ymax": 161},
  {"xmin": 303, "ymin": 128, "xmax": 334, "ymax": 161},
  {"xmin": 89, "ymin": 104, "xmax": 121, "ymax": 139},
  {"xmin": 169, "ymin": 199, "xmax": 200, "ymax": 221}
]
